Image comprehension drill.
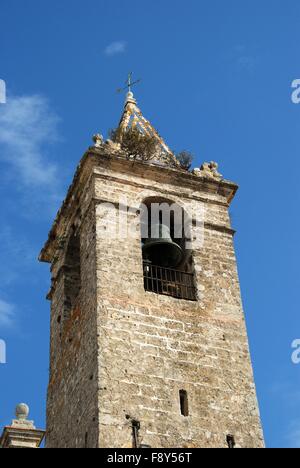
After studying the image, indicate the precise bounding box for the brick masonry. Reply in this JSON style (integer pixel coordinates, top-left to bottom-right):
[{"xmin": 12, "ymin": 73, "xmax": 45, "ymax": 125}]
[{"xmin": 40, "ymin": 149, "xmax": 265, "ymax": 448}]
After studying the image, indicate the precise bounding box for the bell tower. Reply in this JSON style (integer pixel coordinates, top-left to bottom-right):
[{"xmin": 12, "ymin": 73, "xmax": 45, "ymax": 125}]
[{"xmin": 39, "ymin": 90, "xmax": 264, "ymax": 448}]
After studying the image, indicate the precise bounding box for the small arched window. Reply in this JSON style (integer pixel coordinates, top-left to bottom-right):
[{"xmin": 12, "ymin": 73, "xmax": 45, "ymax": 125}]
[
  {"xmin": 64, "ymin": 231, "xmax": 81, "ymax": 320},
  {"xmin": 140, "ymin": 197, "xmax": 196, "ymax": 301}
]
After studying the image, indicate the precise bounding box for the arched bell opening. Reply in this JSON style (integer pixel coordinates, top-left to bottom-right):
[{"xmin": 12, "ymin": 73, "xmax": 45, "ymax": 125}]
[{"xmin": 140, "ymin": 197, "xmax": 196, "ymax": 301}]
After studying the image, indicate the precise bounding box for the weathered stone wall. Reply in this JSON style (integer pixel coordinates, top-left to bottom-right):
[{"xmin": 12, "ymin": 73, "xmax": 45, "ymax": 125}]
[
  {"xmin": 94, "ymin": 156, "xmax": 264, "ymax": 448},
  {"xmin": 45, "ymin": 178, "xmax": 99, "ymax": 448},
  {"xmin": 42, "ymin": 152, "xmax": 264, "ymax": 448},
  {"xmin": 64, "ymin": 232, "xmax": 81, "ymax": 321}
]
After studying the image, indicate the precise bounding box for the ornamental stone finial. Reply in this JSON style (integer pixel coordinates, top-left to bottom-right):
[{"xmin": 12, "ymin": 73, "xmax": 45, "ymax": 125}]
[
  {"xmin": 15, "ymin": 403, "xmax": 30, "ymax": 421},
  {"xmin": 0, "ymin": 403, "xmax": 45, "ymax": 448},
  {"xmin": 125, "ymin": 91, "xmax": 137, "ymax": 105},
  {"xmin": 93, "ymin": 134, "xmax": 104, "ymax": 148},
  {"xmin": 193, "ymin": 161, "xmax": 223, "ymax": 181}
]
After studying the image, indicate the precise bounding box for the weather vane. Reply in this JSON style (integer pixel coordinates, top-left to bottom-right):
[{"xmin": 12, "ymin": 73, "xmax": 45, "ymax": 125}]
[{"xmin": 117, "ymin": 72, "xmax": 141, "ymax": 94}]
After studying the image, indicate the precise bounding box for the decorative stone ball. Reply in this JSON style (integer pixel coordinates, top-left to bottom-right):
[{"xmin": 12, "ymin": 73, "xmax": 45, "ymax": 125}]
[
  {"xmin": 125, "ymin": 91, "xmax": 136, "ymax": 104},
  {"xmin": 15, "ymin": 403, "xmax": 29, "ymax": 420}
]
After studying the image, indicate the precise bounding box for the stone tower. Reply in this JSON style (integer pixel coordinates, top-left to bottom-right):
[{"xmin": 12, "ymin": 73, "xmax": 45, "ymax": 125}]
[{"xmin": 39, "ymin": 91, "xmax": 264, "ymax": 448}]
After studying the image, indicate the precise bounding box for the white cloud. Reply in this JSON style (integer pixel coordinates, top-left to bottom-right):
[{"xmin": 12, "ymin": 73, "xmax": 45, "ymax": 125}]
[
  {"xmin": 104, "ymin": 41, "xmax": 127, "ymax": 57},
  {"xmin": 0, "ymin": 94, "xmax": 64, "ymax": 216},
  {"xmin": 287, "ymin": 420, "xmax": 300, "ymax": 448},
  {"xmin": 0, "ymin": 94, "xmax": 60, "ymax": 187},
  {"xmin": 0, "ymin": 299, "xmax": 15, "ymax": 328},
  {"xmin": 270, "ymin": 381, "xmax": 300, "ymax": 447},
  {"xmin": 226, "ymin": 45, "xmax": 257, "ymax": 73},
  {"xmin": 0, "ymin": 226, "xmax": 36, "ymax": 287}
]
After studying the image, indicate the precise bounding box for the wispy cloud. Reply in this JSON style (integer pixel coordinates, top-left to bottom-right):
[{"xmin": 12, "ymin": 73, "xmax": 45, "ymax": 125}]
[
  {"xmin": 286, "ymin": 420, "xmax": 300, "ymax": 448},
  {"xmin": 104, "ymin": 41, "xmax": 127, "ymax": 57},
  {"xmin": 270, "ymin": 380, "xmax": 300, "ymax": 447},
  {"xmin": 0, "ymin": 94, "xmax": 63, "ymax": 216},
  {"xmin": 0, "ymin": 299, "xmax": 15, "ymax": 328},
  {"xmin": 0, "ymin": 94, "xmax": 59, "ymax": 186},
  {"xmin": 0, "ymin": 226, "xmax": 36, "ymax": 287},
  {"xmin": 226, "ymin": 45, "xmax": 257, "ymax": 73}
]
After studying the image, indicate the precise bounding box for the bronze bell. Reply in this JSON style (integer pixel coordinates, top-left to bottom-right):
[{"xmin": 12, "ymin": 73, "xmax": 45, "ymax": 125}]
[{"xmin": 142, "ymin": 223, "xmax": 184, "ymax": 268}]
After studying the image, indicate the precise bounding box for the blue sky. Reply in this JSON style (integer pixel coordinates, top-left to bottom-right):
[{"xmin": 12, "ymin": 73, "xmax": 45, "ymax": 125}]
[{"xmin": 0, "ymin": 0, "xmax": 300, "ymax": 448}]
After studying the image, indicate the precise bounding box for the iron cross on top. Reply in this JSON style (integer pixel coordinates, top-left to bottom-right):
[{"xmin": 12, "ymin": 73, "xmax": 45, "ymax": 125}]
[{"xmin": 117, "ymin": 72, "xmax": 141, "ymax": 94}]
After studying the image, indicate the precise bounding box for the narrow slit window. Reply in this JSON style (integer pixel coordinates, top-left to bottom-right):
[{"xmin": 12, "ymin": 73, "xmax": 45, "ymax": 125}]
[
  {"xmin": 227, "ymin": 434, "xmax": 236, "ymax": 449},
  {"xmin": 180, "ymin": 390, "xmax": 189, "ymax": 417}
]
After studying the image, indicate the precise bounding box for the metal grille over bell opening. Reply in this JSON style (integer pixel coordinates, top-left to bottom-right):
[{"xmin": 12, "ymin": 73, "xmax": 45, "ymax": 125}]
[{"xmin": 142, "ymin": 223, "xmax": 184, "ymax": 268}]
